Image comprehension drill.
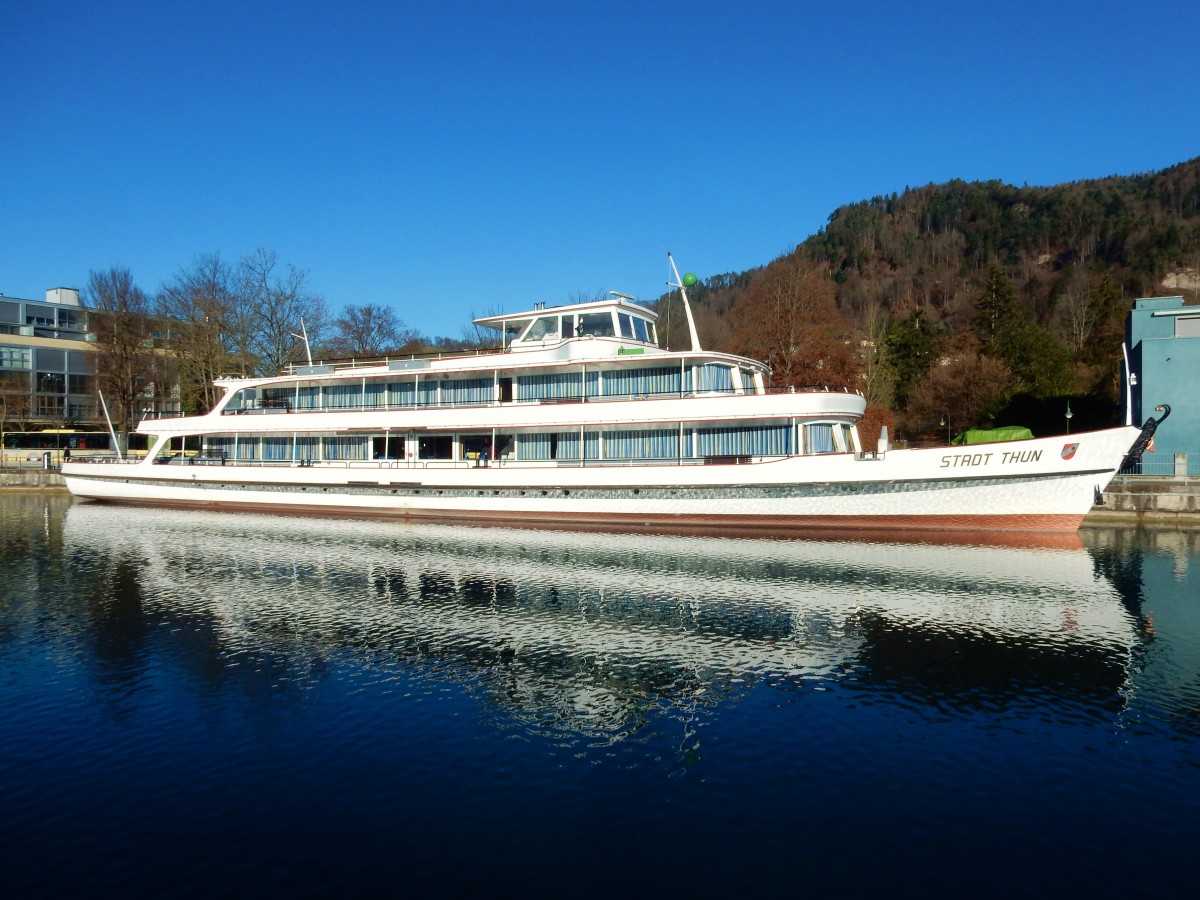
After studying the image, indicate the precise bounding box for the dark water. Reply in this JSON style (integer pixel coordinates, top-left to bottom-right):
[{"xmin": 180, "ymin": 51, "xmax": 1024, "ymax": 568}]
[{"xmin": 2, "ymin": 494, "xmax": 1198, "ymax": 898}]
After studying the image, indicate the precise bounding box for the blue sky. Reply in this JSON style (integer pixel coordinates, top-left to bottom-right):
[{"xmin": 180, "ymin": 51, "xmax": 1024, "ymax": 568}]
[{"xmin": 2, "ymin": 0, "xmax": 1198, "ymax": 340}]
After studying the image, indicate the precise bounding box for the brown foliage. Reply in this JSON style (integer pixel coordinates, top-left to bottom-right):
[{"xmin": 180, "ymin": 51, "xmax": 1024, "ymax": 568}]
[
  {"xmin": 857, "ymin": 405, "xmax": 896, "ymax": 452},
  {"xmin": 904, "ymin": 351, "xmax": 1016, "ymax": 438},
  {"xmin": 729, "ymin": 255, "xmax": 861, "ymax": 389}
]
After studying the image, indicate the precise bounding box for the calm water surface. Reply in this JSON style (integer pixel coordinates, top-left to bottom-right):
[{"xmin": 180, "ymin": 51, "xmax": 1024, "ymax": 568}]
[{"xmin": 2, "ymin": 494, "xmax": 1198, "ymax": 897}]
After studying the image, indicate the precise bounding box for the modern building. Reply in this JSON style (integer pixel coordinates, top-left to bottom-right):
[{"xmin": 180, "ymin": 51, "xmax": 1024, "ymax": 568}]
[
  {"xmin": 1125, "ymin": 295, "xmax": 1200, "ymax": 471},
  {"xmin": 0, "ymin": 288, "xmax": 105, "ymax": 448}
]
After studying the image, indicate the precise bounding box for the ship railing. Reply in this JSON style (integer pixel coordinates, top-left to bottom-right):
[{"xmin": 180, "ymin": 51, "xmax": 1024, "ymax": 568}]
[
  {"xmin": 134, "ymin": 454, "xmax": 792, "ymax": 469},
  {"xmin": 216, "ymin": 384, "xmax": 864, "ymax": 416},
  {"xmin": 1118, "ymin": 451, "xmax": 1200, "ymax": 478},
  {"xmin": 63, "ymin": 455, "xmax": 142, "ymax": 465},
  {"xmin": 280, "ymin": 347, "xmax": 506, "ymax": 374}
]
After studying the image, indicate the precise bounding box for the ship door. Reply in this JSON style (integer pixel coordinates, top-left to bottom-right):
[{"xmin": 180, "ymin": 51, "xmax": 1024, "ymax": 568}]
[{"xmin": 498, "ymin": 377, "xmax": 513, "ymax": 403}]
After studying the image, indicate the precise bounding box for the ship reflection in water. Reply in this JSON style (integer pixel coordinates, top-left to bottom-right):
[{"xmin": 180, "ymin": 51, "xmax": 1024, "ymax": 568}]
[
  {"xmin": 6, "ymin": 497, "xmax": 1196, "ymax": 897},
  {"xmin": 59, "ymin": 503, "xmax": 1149, "ymax": 740}
]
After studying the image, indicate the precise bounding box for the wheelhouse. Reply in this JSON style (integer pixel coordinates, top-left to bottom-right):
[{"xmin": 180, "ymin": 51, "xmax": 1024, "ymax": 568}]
[{"xmin": 475, "ymin": 297, "xmax": 660, "ymax": 350}]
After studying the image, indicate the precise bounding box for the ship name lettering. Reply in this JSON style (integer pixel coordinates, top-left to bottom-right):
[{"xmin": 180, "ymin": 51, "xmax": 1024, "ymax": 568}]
[
  {"xmin": 1000, "ymin": 449, "xmax": 1043, "ymax": 464},
  {"xmin": 939, "ymin": 452, "xmax": 993, "ymax": 468}
]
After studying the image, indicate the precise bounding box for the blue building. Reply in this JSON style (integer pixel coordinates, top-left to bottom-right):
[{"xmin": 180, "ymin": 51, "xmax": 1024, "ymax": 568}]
[{"xmin": 1125, "ymin": 295, "xmax": 1200, "ymax": 471}]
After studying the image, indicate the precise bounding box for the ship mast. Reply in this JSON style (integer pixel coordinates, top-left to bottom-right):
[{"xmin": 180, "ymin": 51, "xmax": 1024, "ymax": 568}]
[{"xmin": 667, "ymin": 252, "xmax": 702, "ymax": 352}]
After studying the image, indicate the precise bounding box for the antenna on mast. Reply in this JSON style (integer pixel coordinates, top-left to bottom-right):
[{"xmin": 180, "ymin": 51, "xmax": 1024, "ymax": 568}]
[
  {"xmin": 291, "ymin": 318, "xmax": 313, "ymax": 367},
  {"xmin": 666, "ymin": 252, "xmax": 702, "ymax": 352}
]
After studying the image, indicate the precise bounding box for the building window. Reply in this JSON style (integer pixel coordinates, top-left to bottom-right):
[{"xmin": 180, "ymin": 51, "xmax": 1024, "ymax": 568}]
[
  {"xmin": 0, "ymin": 347, "xmax": 31, "ymax": 369},
  {"xmin": 37, "ymin": 372, "xmax": 66, "ymax": 393},
  {"xmin": 37, "ymin": 396, "xmax": 65, "ymax": 417}
]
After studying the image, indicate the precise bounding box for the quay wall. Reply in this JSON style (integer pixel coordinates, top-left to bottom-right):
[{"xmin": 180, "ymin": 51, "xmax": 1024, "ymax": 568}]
[
  {"xmin": 1088, "ymin": 476, "xmax": 1200, "ymax": 525},
  {"xmin": 0, "ymin": 470, "xmax": 65, "ymax": 489}
]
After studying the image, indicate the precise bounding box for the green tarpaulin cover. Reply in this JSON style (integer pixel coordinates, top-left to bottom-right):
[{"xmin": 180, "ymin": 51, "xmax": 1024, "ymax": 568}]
[{"xmin": 951, "ymin": 426, "xmax": 1034, "ymax": 445}]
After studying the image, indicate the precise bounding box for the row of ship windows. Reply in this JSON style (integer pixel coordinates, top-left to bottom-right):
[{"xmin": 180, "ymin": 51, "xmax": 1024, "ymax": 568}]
[
  {"xmin": 172, "ymin": 424, "xmax": 853, "ymax": 462},
  {"xmin": 227, "ymin": 365, "xmax": 759, "ymax": 412}
]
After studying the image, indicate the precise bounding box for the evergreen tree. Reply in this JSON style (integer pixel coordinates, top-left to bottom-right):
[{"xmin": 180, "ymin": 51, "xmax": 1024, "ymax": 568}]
[
  {"xmin": 973, "ymin": 267, "xmax": 1074, "ymax": 398},
  {"xmin": 881, "ymin": 309, "xmax": 941, "ymax": 407}
]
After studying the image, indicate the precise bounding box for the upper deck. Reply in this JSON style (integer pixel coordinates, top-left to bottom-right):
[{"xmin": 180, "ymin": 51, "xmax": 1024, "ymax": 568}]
[{"xmin": 142, "ymin": 295, "xmax": 864, "ymax": 431}]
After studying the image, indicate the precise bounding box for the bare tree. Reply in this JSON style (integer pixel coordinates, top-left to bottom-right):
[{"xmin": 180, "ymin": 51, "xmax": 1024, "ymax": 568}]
[
  {"xmin": 1, "ymin": 374, "xmax": 37, "ymax": 441},
  {"xmin": 1056, "ymin": 265, "xmax": 1101, "ymax": 358},
  {"xmin": 236, "ymin": 249, "xmax": 327, "ymax": 375},
  {"xmin": 85, "ymin": 267, "xmax": 160, "ymax": 445},
  {"xmin": 326, "ymin": 304, "xmax": 419, "ymax": 357},
  {"xmin": 157, "ymin": 253, "xmax": 246, "ymax": 412},
  {"xmin": 460, "ymin": 305, "xmax": 507, "ymax": 349},
  {"xmin": 856, "ymin": 298, "xmax": 894, "ymax": 408}
]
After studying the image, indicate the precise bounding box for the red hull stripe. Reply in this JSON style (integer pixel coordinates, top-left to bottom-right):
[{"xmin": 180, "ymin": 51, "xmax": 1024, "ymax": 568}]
[{"xmin": 75, "ymin": 496, "xmax": 1088, "ymax": 548}]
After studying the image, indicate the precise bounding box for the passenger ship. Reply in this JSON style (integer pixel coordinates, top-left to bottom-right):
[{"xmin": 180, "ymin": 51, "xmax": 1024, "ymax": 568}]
[{"xmin": 63, "ymin": 264, "xmax": 1143, "ymax": 534}]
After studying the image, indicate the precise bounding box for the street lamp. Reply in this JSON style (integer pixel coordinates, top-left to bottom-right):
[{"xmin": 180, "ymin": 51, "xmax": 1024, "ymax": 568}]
[
  {"xmin": 940, "ymin": 413, "xmax": 951, "ymax": 445},
  {"xmin": 1065, "ymin": 401, "xmax": 1074, "ymax": 434}
]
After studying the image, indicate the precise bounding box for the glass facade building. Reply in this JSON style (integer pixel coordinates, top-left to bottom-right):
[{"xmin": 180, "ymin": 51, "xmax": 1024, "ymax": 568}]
[{"xmin": 0, "ymin": 289, "xmax": 99, "ymax": 431}]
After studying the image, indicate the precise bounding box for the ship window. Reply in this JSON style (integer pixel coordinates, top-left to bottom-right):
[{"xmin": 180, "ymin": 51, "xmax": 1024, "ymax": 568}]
[
  {"xmin": 836, "ymin": 423, "xmax": 855, "ymax": 452},
  {"xmin": 695, "ymin": 424, "xmax": 790, "ymax": 457},
  {"xmin": 695, "ymin": 364, "xmax": 734, "ymax": 392},
  {"xmin": 443, "ymin": 377, "xmax": 492, "ymax": 406},
  {"xmin": 524, "ymin": 316, "xmax": 560, "ymax": 341},
  {"xmin": 805, "ymin": 424, "xmax": 835, "ymax": 454},
  {"xmin": 373, "ymin": 436, "xmax": 405, "ymax": 459},
  {"xmin": 297, "ymin": 385, "xmax": 320, "ymax": 410},
  {"xmin": 263, "ymin": 437, "xmax": 292, "ymax": 460},
  {"xmin": 388, "ymin": 381, "xmax": 416, "ymax": 407},
  {"xmin": 577, "ymin": 312, "xmax": 615, "ymax": 337},
  {"xmin": 520, "ymin": 433, "xmax": 552, "ymax": 460},
  {"xmin": 261, "ymin": 387, "xmax": 293, "ymax": 410},
  {"xmin": 225, "ymin": 387, "xmax": 258, "ymax": 413},
  {"xmin": 364, "ymin": 382, "xmax": 386, "ymax": 408},
  {"xmin": 632, "ymin": 318, "xmax": 649, "ymax": 343},
  {"xmin": 326, "ymin": 384, "xmax": 362, "ymax": 409},
  {"xmin": 324, "ymin": 435, "xmax": 368, "ymax": 460},
  {"xmin": 601, "ymin": 366, "xmax": 681, "ymax": 398},
  {"xmin": 603, "ymin": 428, "xmax": 679, "ymax": 459},
  {"xmin": 418, "ymin": 435, "xmax": 453, "ymax": 459},
  {"xmin": 618, "ymin": 313, "xmax": 635, "ymax": 339},
  {"xmin": 461, "ymin": 435, "xmax": 491, "ymax": 460},
  {"xmin": 554, "ymin": 431, "xmax": 582, "ymax": 460},
  {"xmin": 518, "ymin": 371, "xmax": 583, "ymax": 401}
]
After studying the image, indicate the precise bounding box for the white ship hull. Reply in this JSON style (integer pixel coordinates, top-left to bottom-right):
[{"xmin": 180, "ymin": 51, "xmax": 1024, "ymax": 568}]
[{"xmin": 64, "ymin": 425, "xmax": 1140, "ymax": 535}]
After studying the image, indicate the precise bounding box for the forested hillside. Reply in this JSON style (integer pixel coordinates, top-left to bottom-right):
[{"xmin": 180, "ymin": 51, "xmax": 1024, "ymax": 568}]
[{"xmin": 655, "ymin": 157, "xmax": 1200, "ymax": 444}]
